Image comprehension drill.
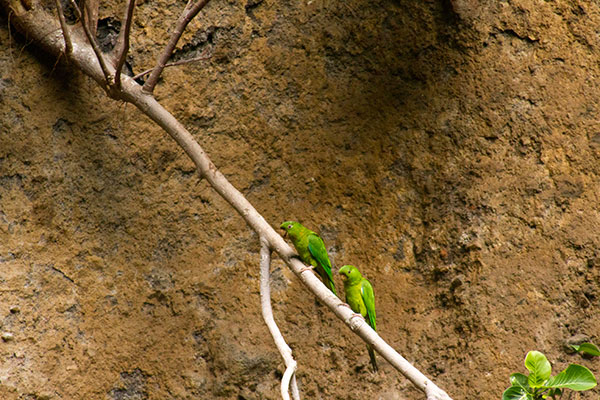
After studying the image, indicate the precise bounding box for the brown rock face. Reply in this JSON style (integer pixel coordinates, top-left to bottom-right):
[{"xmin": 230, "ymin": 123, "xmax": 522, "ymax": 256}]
[{"xmin": 1, "ymin": 0, "xmax": 600, "ymax": 399}]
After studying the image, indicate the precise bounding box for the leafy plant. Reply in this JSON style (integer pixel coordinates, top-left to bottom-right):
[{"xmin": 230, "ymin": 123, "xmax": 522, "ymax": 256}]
[
  {"xmin": 571, "ymin": 342, "xmax": 600, "ymax": 357},
  {"xmin": 502, "ymin": 350, "xmax": 597, "ymax": 400}
]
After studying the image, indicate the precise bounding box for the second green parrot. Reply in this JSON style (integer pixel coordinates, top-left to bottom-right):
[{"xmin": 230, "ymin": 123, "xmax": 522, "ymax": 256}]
[
  {"xmin": 280, "ymin": 221, "xmax": 337, "ymax": 295},
  {"xmin": 339, "ymin": 264, "xmax": 378, "ymax": 372}
]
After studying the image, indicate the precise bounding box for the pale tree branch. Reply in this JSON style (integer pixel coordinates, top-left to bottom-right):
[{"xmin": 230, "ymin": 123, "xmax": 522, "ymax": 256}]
[
  {"xmin": 131, "ymin": 49, "xmax": 211, "ymax": 81},
  {"xmin": 259, "ymin": 238, "xmax": 300, "ymax": 400},
  {"xmin": 142, "ymin": 0, "xmax": 210, "ymax": 93},
  {"xmin": 113, "ymin": 0, "xmax": 135, "ymax": 89},
  {"xmin": 54, "ymin": 0, "xmax": 72, "ymax": 55},
  {"xmin": 1, "ymin": 4, "xmax": 453, "ymax": 399}
]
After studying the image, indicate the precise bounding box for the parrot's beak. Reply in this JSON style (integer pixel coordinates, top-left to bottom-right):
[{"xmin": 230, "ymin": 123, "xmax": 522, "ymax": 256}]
[
  {"xmin": 280, "ymin": 228, "xmax": 287, "ymax": 238},
  {"xmin": 339, "ymin": 274, "xmax": 347, "ymax": 281}
]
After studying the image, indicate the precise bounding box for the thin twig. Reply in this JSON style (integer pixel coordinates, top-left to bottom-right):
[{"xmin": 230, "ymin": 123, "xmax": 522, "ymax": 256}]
[
  {"xmin": 113, "ymin": 0, "xmax": 133, "ymax": 58},
  {"xmin": 132, "ymin": 50, "xmax": 211, "ymax": 81},
  {"xmin": 54, "ymin": 0, "xmax": 72, "ymax": 55},
  {"xmin": 7, "ymin": 10, "xmax": 13, "ymax": 62},
  {"xmin": 83, "ymin": 0, "xmax": 99, "ymax": 37},
  {"xmin": 69, "ymin": 0, "xmax": 112, "ymax": 87},
  {"xmin": 259, "ymin": 239, "xmax": 300, "ymax": 400},
  {"xmin": 113, "ymin": 0, "xmax": 135, "ymax": 89},
  {"xmin": 142, "ymin": 0, "xmax": 211, "ymax": 93},
  {"xmin": 50, "ymin": 266, "xmax": 75, "ymax": 283}
]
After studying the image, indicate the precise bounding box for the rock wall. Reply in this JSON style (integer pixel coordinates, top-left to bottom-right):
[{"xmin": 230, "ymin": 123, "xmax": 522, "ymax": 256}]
[{"xmin": 1, "ymin": 0, "xmax": 600, "ymax": 398}]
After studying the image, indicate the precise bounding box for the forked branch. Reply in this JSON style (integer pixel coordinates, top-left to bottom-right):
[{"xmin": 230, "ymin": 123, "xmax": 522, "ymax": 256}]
[
  {"xmin": 142, "ymin": 0, "xmax": 211, "ymax": 93},
  {"xmin": 1, "ymin": 3, "xmax": 453, "ymax": 399},
  {"xmin": 259, "ymin": 239, "xmax": 300, "ymax": 400}
]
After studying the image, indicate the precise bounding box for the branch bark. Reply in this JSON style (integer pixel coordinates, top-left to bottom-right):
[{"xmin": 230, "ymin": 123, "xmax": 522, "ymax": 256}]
[
  {"xmin": 1, "ymin": 3, "xmax": 453, "ymax": 399},
  {"xmin": 259, "ymin": 239, "xmax": 300, "ymax": 400}
]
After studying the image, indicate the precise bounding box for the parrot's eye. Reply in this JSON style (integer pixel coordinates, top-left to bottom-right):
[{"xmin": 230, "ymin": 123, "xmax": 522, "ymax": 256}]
[{"xmin": 287, "ymin": 224, "xmax": 292, "ymax": 229}]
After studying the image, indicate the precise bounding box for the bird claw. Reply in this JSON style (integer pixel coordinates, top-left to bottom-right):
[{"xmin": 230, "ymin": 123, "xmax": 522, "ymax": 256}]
[
  {"xmin": 344, "ymin": 311, "xmax": 365, "ymax": 331},
  {"xmin": 350, "ymin": 312, "xmax": 364, "ymax": 321},
  {"xmin": 337, "ymin": 303, "xmax": 364, "ymax": 323},
  {"xmin": 299, "ymin": 265, "xmax": 314, "ymax": 273}
]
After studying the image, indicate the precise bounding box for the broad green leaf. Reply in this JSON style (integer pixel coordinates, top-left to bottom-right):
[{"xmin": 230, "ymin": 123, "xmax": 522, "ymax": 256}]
[
  {"xmin": 510, "ymin": 373, "xmax": 530, "ymax": 390},
  {"xmin": 545, "ymin": 364, "xmax": 597, "ymax": 391},
  {"xmin": 525, "ymin": 351, "xmax": 552, "ymax": 388},
  {"xmin": 571, "ymin": 343, "xmax": 600, "ymax": 356},
  {"xmin": 502, "ymin": 386, "xmax": 533, "ymax": 400}
]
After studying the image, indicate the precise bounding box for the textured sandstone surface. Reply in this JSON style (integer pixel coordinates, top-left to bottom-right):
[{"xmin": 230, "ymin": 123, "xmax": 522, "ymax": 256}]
[{"xmin": 1, "ymin": 0, "xmax": 600, "ymax": 398}]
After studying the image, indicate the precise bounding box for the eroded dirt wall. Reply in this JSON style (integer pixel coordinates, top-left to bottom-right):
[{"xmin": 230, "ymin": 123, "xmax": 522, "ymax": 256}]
[{"xmin": 1, "ymin": 0, "xmax": 600, "ymax": 399}]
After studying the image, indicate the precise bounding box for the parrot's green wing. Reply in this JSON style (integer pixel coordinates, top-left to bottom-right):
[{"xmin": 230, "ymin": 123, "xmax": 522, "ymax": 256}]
[
  {"xmin": 360, "ymin": 279, "xmax": 376, "ymax": 331},
  {"xmin": 361, "ymin": 278, "xmax": 378, "ymax": 371},
  {"xmin": 307, "ymin": 233, "xmax": 336, "ymax": 295}
]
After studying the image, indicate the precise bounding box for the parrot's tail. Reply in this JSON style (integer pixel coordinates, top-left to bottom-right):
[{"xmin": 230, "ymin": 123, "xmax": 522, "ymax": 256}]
[
  {"xmin": 327, "ymin": 278, "xmax": 337, "ymax": 296},
  {"xmin": 367, "ymin": 345, "xmax": 378, "ymax": 372}
]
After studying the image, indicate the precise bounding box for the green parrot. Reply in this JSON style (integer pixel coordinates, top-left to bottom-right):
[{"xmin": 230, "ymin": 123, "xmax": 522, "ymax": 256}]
[
  {"xmin": 339, "ymin": 264, "xmax": 378, "ymax": 372},
  {"xmin": 280, "ymin": 221, "xmax": 337, "ymax": 295}
]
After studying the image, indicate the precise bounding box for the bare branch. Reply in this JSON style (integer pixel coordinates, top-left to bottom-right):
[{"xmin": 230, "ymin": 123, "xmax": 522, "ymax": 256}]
[
  {"xmin": 142, "ymin": 0, "xmax": 210, "ymax": 93},
  {"xmin": 113, "ymin": 0, "xmax": 135, "ymax": 89},
  {"xmin": 0, "ymin": 5, "xmax": 454, "ymax": 399},
  {"xmin": 113, "ymin": 0, "xmax": 134, "ymax": 58},
  {"xmin": 282, "ymin": 365, "xmax": 300, "ymax": 400},
  {"xmin": 83, "ymin": 0, "xmax": 98, "ymax": 37},
  {"xmin": 131, "ymin": 49, "xmax": 211, "ymax": 81},
  {"xmin": 259, "ymin": 238, "xmax": 300, "ymax": 400},
  {"xmin": 54, "ymin": 0, "xmax": 72, "ymax": 55},
  {"xmin": 69, "ymin": 0, "xmax": 112, "ymax": 87}
]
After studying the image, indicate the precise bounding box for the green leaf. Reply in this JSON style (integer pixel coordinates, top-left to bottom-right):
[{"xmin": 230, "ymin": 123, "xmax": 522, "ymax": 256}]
[
  {"xmin": 525, "ymin": 351, "xmax": 552, "ymax": 388},
  {"xmin": 502, "ymin": 386, "xmax": 533, "ymax": 400},
  {"xmin": 510, "ymin": 373, "xmax": 530, "ymax": 390},
  {"xmin": 545, "ymin": 364, "xmax": 597, "ymax": 391},
  {"xmin": 571, "ymin": 343, "xmax": 600, "ymax": 356}
]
